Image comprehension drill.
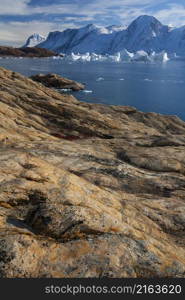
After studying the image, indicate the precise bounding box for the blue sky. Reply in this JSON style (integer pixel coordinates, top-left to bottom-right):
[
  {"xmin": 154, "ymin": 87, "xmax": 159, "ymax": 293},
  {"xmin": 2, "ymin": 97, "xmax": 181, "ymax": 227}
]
[{"xmin": 0, "ymin": 0, "xmax": 185, "ymax": 46}]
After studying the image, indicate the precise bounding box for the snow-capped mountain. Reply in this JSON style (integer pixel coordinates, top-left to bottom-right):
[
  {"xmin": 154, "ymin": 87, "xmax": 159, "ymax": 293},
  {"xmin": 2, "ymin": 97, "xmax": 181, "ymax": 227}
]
[
  {"xmin": 23, "ymin": 16, "xmax": 185, "ymax": 56},
  {"xmin": 23, "ymin": 33, "xmax": 46, "ymax": 48},
  {"xmin": 111, "ymin": 15, "xmax": 169, "ymax": 53},
  {"xmin": 36, "ymin": 24, "xmax": 124, "ymax": 54}
]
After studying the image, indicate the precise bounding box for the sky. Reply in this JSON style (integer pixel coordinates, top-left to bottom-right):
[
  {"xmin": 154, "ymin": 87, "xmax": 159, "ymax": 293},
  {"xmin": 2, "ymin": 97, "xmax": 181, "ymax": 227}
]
[{"xmin": 0, "ymin": 0, "xmax": 185, "ymax": 46}]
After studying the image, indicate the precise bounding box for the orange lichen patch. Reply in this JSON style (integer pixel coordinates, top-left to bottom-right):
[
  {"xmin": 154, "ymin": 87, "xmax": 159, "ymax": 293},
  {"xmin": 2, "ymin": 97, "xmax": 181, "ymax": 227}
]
[
  {"xmin": 0, "ymin": 202, "xmax": 12, "ymax": 209},
  {"xmin": 0, "ymin": 67, "xmax": 185, "ymax": 278},
  {"xmin": 49, "ymin": 271, "xmax": 66, "ymax": 278}
]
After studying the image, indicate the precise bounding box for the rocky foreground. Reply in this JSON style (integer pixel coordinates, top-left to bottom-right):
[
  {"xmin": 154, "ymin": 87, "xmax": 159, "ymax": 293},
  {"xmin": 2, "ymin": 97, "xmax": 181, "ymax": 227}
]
[{"xmin": 0, "ymin": 67, "xmax": 185, "ymax": 278}]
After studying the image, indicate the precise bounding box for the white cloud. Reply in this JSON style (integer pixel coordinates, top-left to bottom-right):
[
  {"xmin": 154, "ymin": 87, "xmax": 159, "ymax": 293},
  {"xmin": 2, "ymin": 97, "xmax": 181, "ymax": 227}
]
[
  {"xmin": 30, "ymin": 0, "xmax": 154, "ymax": 18},
  {"xmin": 0, "ymin": 21, "xmax": 57, "ymax": 46},
  {"xmin": 0, "ymin": 0, "xmax": 162, "ymax": 17},
  {"xmin": 154, "ymin": 4, "xmax": 185, "ymax": 26},
  {"xmin": 0, "ymin": 0, "xmax": 29, "ymax": 15}
]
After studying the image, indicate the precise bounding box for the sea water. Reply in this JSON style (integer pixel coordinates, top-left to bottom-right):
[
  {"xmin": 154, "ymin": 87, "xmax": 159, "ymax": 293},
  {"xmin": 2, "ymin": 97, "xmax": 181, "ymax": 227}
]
[{"xmin": 1, "ymin": 57, "xmax": 185, "ymax": 121}]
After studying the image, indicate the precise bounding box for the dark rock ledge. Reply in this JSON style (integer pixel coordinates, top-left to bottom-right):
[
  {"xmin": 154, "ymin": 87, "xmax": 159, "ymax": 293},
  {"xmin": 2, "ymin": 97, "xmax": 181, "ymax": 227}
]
[
  {"xmin": 30, "ymin": 73, "xmax": 85, "ymax": 91},
  {"xmin": 0, "ymin": 46, "xmax": 59, "ymax": 57}
]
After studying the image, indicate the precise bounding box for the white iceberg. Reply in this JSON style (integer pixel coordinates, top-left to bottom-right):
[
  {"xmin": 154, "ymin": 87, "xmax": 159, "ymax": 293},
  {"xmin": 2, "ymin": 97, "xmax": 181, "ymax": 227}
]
[
  {"xmin": 52, "ymin": 56, "xmax": 61, "ymax": 60},
  {"xmin": 119, "ymin": 49, "xmax": 134, "ymax": 61},
  {"xmin": 59, "ymin": 88, "xmax": 72, "ymax": 92},
  {"xmin": 144, "ymin": 78, "xmax": 152, "ymax": 82},
  {"xmin": 79, "ymin": 52, "xmax": 91, "ymax": 62},
  {"xmin": 96, "ymin": 77, "xmax": 104, "ymax": 81},
  {"xmin": 91, "ymin": 53, "xmax": 106, "ymax": 62},
  {"xmin": 150, "ymin": 51, "xmax": 169, "ymax": 62},
  {"xmin": 131, "ymin": 50, "xmax": 151, "ymax": 62},
  {"xmin": 70, "ymin": 53, "xmax": 81, "ymax": 61},
  {"xmin": 61, "ymin": 49, "xmax": 171, "ymax": 63},
  {"xmin": 105, "ymin": 53, "xmax": 121, "ymax": 62},
  {"xmin": 82, "ymin": 90, "xmax": 93, "ymax": 93}
]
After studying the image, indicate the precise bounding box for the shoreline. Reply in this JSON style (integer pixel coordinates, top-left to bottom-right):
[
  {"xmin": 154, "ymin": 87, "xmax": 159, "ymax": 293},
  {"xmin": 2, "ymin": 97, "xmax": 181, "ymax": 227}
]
[
  {"xmin": 0, "ymin": 46, "xmax": 60, "ymax": 58},
  {"xmin": 0, "ymin": 59, "xmax": 184, "ymax": 121}
]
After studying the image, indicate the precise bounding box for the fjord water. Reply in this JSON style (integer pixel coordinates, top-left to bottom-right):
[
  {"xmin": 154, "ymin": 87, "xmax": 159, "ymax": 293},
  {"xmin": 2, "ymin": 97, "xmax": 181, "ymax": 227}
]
[{"xmin": 1, "ymin": 57, "xmax": 185, "ymax": 120}]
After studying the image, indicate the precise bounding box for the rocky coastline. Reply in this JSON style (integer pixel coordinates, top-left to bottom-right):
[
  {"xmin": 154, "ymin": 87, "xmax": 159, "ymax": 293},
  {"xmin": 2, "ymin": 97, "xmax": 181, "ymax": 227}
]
[
  {"xmin": 30, "ymin": 73, "xmax": 85, "ymax": 91},
  {"xmin": 0, "ymin": 46, "xmax": 58, "ymax": 57},
  {"xmin": 0, "ymin": 67, "xmax": 185, "ymax": 278}
]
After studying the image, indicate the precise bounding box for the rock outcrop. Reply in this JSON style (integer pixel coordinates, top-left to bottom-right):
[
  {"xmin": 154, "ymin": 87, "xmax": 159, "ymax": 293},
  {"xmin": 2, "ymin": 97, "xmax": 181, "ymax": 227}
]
[
  {"xmin": 0, "ymin": 46, "xmax": 57, "ymax": 57},
  {"xmin": 0, "ymin": 67, "xmax": 185, "ymax": 278},
  {"xmin": 30, "ymin": 73, "xmax": 85, "ymax": 91}
]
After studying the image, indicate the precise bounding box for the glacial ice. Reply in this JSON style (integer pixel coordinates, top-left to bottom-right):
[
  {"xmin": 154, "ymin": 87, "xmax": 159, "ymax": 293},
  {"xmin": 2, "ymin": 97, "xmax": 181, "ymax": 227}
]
[
  {"xmin": 59, "ymin": 88, "xmax": 72, "ymax": 92},
  {"xmin": 144, "ymin": 78, "xmax": 152, "ymax": 82},
  {"xmin": 96, "ymin": 77, "xmax": 104, "ymax": 81},
  {"xmin": 131, "ymin": 50, "xmax": 151, "ymax": 62},
  {"xmin": 150, "ymin": 51, "xmax": 169, "ymax": 62},
  {"xmin": 61, "ymin": 50, "xmax": 170, "ymax": 63},
  {"xmin": 82, "ymin": 90, "xmax": 93, "ymax": 93}
]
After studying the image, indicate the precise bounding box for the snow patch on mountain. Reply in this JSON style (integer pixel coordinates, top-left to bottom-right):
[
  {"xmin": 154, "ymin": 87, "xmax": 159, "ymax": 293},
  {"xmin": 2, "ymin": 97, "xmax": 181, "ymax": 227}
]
[{"xmin": 23, "ymin": 33, "xmax": 46, "ymax": 48}]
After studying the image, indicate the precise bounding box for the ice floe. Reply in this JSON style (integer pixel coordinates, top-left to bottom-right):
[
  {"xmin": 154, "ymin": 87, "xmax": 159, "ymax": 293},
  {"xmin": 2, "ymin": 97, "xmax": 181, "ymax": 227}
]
[
  {"xmin": 96, "ymin": 77, "xmax": 104, "ymax": 81},
  {"xmin": 59, "ymin": 88, "xmax": 72, "ymax": 92},
  {"xmin": 82, "ymin": 90, "xmax": 93, "ymax": 93},
  {"xmin": 144, "ymin": 78, "xmax": 152, "ymax": 82}
]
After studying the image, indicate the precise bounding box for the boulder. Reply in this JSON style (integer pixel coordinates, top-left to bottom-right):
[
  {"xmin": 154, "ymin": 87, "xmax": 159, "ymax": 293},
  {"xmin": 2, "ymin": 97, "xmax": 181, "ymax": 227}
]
[{"xmin": 30, "ymin": 73, "xmax": 85, "ymax": 91}]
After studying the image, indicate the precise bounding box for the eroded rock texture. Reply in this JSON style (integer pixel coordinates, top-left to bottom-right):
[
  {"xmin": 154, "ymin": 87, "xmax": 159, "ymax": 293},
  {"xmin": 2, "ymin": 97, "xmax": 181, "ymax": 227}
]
[
  {"xmin": 0, "ymin": 67, "xmax": 185, "ymax": 278},
  {"xmin": 30, "ymin": 73, "xmax": 85, "ymax": 91}
]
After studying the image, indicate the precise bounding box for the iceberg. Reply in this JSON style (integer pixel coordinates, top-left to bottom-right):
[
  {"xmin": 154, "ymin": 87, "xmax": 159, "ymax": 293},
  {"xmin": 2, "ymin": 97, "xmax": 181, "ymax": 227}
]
[
  {"xmin": 144, "ymin": 78, "xmax": 152, "ymax": 82},
  {"xmin": 52, "ymin": 56, "xmax": 62, "ymax": 60},
  {"xmin": 96, "ymin": 77, "xmax": 104, "ymax": 81},
  {"xmin": 64, "ymin": 52, "xmax": 122, "ymax": 62},
  {"xmin": 150, "ymin": 51, "xmax": 169, "ymax": 62},
  {"xmin": 79, "ymin": 53, "xmax": 91, "ymax": 62},
  {"xmin": 91, "ymin": 53, "xmax": 106, "ymax": 62},
  {"xmin": 131, "ymin": 50, "xmax": 151, "ymax": 62},
  {"xmin": 59, "ymin": 49, "xmax": 171, "ymax": 63},
  {"xmin": 71, "ymin": 53, "xmax": 81, "ymax": 61},
  {"xmin": 82, "ymin": 90, "xmax": 93, "ymax": 93},
  {"xmin": 105, "ymin": 53, "xmax": 121, "ymax": 62},
  {"xmin": 119, "ymin": 49, "xmax": 134, "ymax": 61},
  {"xmin": 60, "ymin": 88, "xmax": 72, "ymax": 92}
]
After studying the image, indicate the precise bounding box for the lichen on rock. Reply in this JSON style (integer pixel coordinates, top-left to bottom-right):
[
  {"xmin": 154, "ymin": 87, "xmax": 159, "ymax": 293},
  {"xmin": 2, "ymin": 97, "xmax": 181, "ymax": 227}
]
[{"xmin": 0, "ymin": 67, "xmax": 185, "ymax": 278}]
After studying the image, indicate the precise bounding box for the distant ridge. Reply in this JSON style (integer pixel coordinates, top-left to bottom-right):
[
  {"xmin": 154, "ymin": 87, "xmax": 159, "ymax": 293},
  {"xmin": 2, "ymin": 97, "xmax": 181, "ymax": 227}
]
[
  {"xmin": 0, "ymin": 46, "xmax": 57, "ymax": 57},
  {"xmin": 23, "ymin": 15, "xmax": 185, "ymax": 55}
]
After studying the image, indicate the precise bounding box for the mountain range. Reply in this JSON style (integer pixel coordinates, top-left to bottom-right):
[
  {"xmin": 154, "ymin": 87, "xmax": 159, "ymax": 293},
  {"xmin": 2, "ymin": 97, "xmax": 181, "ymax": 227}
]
[{"xmin": 23, "ymin": 15, "xmax": 185, "ymax": 56}]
